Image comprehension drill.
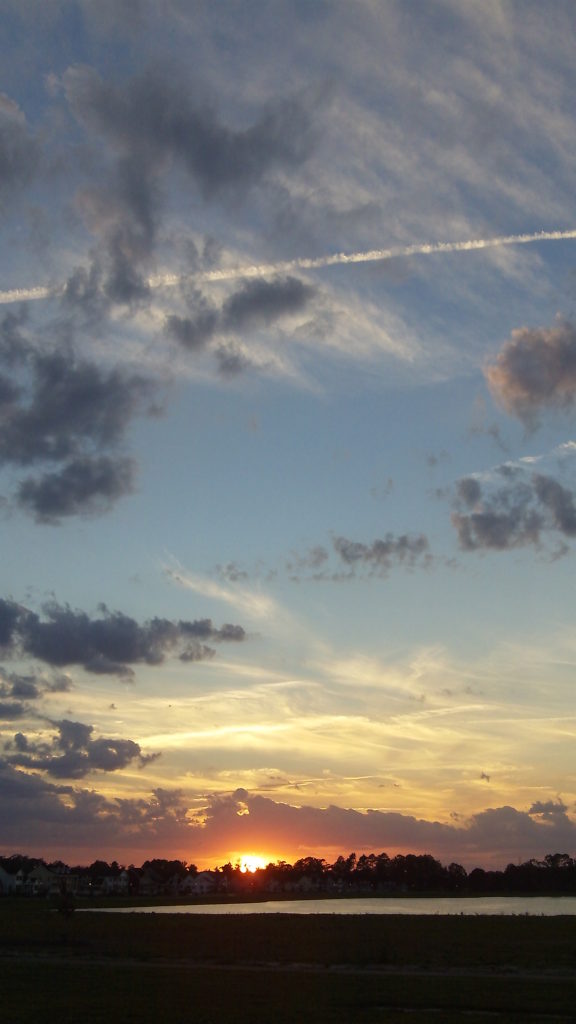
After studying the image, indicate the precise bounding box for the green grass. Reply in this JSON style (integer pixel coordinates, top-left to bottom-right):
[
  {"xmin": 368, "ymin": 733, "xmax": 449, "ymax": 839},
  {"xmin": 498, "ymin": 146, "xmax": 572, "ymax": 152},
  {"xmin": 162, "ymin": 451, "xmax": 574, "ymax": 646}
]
[
  {"xmin": 2, "ymin": 901, "xmax": 576, "ymax": 1022},
  {"xmin": 2, "ymin": 960, "xmax": 576, "ymax": 1023}
]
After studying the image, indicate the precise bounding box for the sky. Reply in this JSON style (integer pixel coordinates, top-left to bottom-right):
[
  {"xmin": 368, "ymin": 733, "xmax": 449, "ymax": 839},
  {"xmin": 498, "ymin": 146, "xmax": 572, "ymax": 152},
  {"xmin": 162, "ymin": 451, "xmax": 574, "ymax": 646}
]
[{"xmin": 2, "ymin": 0, "xmax": 576, "ymax": 871}]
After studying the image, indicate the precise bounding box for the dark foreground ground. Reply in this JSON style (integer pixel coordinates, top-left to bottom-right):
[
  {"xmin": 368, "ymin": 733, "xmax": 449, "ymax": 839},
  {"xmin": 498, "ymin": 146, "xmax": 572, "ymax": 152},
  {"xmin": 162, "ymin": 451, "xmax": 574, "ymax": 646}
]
[{"xmin": 2, "ymin": 899, "xmax": 576, "ymax": 1023}]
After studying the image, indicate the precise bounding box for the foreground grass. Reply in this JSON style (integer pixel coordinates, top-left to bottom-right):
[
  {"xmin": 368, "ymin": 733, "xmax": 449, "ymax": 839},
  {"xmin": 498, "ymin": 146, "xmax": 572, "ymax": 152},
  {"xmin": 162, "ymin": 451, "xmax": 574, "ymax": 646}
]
[{"xmin": 2, "ymin": 900, "xmax": 576, "ymax": 1022}]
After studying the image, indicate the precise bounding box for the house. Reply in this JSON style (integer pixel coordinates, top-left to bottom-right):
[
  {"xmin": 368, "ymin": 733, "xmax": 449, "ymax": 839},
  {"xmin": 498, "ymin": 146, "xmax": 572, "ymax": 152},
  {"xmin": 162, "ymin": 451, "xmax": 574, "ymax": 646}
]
[
  {"xmin": 0, "ymin": 864, "xmax": 17, "ymax": 895},
  {"xmin": 101, "ymin": 869, "xmax": 130, "ymax": 895},
  {"xmin": 180, "ymin": 871, "xmax": 217, "ymax": 896},
  {"xmin": 28, "ymin": 863, "xmax": 58, "ymax": 896}
]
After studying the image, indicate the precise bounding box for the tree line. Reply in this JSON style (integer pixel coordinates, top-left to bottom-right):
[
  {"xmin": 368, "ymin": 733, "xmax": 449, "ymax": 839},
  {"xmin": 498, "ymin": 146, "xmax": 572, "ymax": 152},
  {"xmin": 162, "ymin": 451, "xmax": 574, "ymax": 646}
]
[{"xmin": 3, "ymin": 850, "xmax": 576, "ymax": 894}]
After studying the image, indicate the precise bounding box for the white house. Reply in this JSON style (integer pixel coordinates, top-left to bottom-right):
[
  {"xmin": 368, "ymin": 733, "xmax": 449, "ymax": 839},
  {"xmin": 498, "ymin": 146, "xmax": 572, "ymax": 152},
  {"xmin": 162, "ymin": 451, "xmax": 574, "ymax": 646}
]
[
  {"xmin": 0, "ymin": 865, "xmax": 17, "ymax": 894},
  {"xmin": 180, "ymin": 871, "xmax": 217, "ymax": 896}
]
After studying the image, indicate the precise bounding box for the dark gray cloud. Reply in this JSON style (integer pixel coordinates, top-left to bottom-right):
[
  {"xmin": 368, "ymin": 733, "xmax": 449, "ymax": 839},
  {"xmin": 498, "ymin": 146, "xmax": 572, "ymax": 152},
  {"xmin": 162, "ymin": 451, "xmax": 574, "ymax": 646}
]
[
  {"xmin": 0, "ymin": 350, "xmax": 154, "ymax": 466},
  {"xmin": 5, "ymin": 717, "xmax": 159, "ymax": 779},
  {"xmin": 284, "ymin": 532, "xmax": 431, "ymax": 581},
  {"xmin": 0, "ymin": 93, "xmax": 39, "ymax": 201},
  {"xmin": 0, "ymin": 307, "xmax": 31, "ymax": 365},
  {"xmin": 332, "ymin": 532, "xmax": 431, "ymax": 576},
  {"xmin": 0, "ymin": 700, "xmax": 27, "ymax": 719},
  {"xmin": 456, "ymin": 476, "xmax": 482, "ymax": 508},
  {"xmin": 17, "ymin": 455, "xmax": 136, "ymax": 523},
  {"xmin": 164, "ymin": 278, "xmax": 317, "ymax": 380},
  {"xmin": 528, "ymin": 799, "xmax": 568, "ymax": 819},
  {"xmin": 0, "ymin": 673, "xmax": 39, "ymax": 700},
  {"xmin": 0, "ymin": 763, "xmax": 574, "ymax": 866},
  {"xmin": 0, "ymin": 598, "xmax": 245, "ymax": 675},
  {"xmin": 192, "ymin": 789, "xmax": 576, "ymax": 868},
  {"xmin": 0, "ymin": 318, "xmax": 159, "ymax": 519},
  {"xmin": 214, "ymin": 343, "xmax": 252, "ymax": 378},
  {"xmin": 485, "ymin": 322, "xmax": 576, "ymax": 425},
  {"xmin": 286, "ymin": 545, "xmax": 330, "ymax": 574},
  {"xmin": 0, "ymin": 669, "xmax": 71, "ymax": 702},
  {"xmin": 0, "ymin": 668, "xmax": 72, "ymax": 725},
  {"xmin": 222, "ymin": 276, "xmax": 316, "ymax": 330},
  {"xmin": 71, "ymin": 159, "xmax": 157, "ymax": 309},
  {"xmin": 0, "ymin": 762, "xmax": 194, "ymax": 855},
  {"xmin": 63, "ymin": 66, "xmax": 315, "ymax": 199},
  {"xmin": 451, "ymin": 469, "xmax": 576, "ymax": 551},
  {"xmin": 0, "ymin": 599, "xmax": 22, "ymax": 646},
  {"xmin": 533, "ymin": 474, "xmax": 576, "ymax": 536},
  {"xmin": 165, "ymin": 306, "xmax": 218, "ymax": 351}
]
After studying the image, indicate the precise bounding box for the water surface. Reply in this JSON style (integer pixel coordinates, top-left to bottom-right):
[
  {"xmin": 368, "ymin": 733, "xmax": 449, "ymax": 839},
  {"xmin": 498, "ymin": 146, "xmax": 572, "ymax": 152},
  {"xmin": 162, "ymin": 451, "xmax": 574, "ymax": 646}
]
[{"xmin": 85, "ymin": 896, "xmax": 576, "ymax": 916}]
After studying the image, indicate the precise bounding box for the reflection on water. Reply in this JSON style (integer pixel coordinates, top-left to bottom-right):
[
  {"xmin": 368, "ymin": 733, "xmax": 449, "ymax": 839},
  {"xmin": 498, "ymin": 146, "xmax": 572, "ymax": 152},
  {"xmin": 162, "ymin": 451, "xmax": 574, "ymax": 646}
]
[{"xmin": 85, "ymin": 896, "xmax": 576, "ymax": 916}]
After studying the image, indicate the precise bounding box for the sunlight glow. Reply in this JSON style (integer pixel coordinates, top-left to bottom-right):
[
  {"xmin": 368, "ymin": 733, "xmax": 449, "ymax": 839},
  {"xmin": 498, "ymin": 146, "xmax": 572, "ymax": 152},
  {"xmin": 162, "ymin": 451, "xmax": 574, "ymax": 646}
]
[{"xmin": 239, "ymin": 854, "xmax": 268, "ymax": 873}]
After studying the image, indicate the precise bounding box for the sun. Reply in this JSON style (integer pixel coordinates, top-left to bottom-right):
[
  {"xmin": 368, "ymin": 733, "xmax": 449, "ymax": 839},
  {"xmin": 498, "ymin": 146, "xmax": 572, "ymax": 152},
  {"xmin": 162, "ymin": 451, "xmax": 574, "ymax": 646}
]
[{"xmin": 238, "ymin": 853, "xmax": 268, "ymax": 873}]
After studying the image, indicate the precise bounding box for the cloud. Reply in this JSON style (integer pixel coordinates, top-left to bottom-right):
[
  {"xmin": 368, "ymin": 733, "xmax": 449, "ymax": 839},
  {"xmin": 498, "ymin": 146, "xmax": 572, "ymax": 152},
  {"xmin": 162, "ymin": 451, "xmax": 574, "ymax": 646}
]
[
  {"xmin": 333, "ymin": 533, "xmax": 430, "ymax": 574},
  {"xmin": 1, "ymin": 765, "xmax": 575, "ymax": 866},
  {"xmin": 528, "ymin": 799, "xmax": 568, "ymax": 820},
  {"xmin": 214, "ymin": 342, "xmax": 253, "ymax": 378},
  {"xmin": 485, "ymin": 321, "xmax": 576, "ymax": 425},
  {"xmin": 5, "ymin": 717, "xmax": 159, "ymax": 779},
  {"xmin": 162, "ymin": 277, "xmax": 317, "ymax": 381},
  {"xmin": 0, "ymin": 307, "xmax": 31, "ymax": 364},
  {"xmin": 0, "ymin": 700, "xmax": 27, "ymax": 719},
  {"xmin": 63, "ymin": 65, "xmax": 315, "ymax": 199},
  {"xmin": 0, "ymin": 93, "xmax": 39, "ymax": 201},
  {"xmin": 166, "ymin": 562, "xmax": 281, "ymax": 621},
  {"xmin": 189, "ymin": 229, "xmax": 576, "ymax": 284},
  {"xmin": 222, "ymin": 276, "xmax": 316, "ymax": 331},
  {"xmin": 191, "ymin": 790, "xmax": 576, "ymax": 868},
  {"xmin": 0, "ymin": 672, "xmax": 39, "ymax": 700},
  {"xmin": 0, "ymin": 598, "xmax": 246, "ymax": 675},
  {"xmin": 165, "ymin": 305, "xmax": 218, "ymax": 352},
  {"xmin": 287, "ymin": 533, "xmax": 431, "ymax": 580},
  {"xmin": 16, "ymin": 455, "xmax": 136, "ymax": 523},
  {"xmin": 0, "ymin": 349, "xmax": 155, "ymax": 466},
  {"xmin": 451, "ymin": 468, "xmax": 576, "ymax": 552},
  {"xmin": 0, "ymin": 317, "xmax": 160, "ymax": 519}
]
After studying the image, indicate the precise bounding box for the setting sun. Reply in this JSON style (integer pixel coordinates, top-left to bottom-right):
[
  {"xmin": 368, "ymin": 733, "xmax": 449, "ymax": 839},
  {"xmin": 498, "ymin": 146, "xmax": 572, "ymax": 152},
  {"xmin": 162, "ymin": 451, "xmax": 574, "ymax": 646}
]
[{"xmin": 238, "ymin": 854, "xmax": 268, "ymax": 873}]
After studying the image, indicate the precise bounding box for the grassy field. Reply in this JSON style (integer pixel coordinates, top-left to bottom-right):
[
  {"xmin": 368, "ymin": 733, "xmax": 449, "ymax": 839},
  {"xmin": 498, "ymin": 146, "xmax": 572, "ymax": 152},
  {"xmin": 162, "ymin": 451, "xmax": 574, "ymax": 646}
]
[{"xmin": 2, "ymin": 899, "xmax": 576, "ymax": 1022}]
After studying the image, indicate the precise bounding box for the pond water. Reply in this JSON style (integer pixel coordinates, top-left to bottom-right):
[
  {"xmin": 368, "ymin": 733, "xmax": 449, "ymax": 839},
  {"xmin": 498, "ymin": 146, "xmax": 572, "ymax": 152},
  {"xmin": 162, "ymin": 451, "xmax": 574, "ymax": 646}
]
[{"xmin": 85, "ymin": 896, "xmax": 576, "ymax": 916}]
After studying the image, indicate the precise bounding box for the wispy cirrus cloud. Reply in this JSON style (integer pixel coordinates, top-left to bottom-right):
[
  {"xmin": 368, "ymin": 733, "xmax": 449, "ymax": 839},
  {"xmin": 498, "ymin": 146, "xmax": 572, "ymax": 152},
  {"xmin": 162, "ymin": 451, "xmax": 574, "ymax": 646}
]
[{"xmin": 164, "ymin": 557, "xmax": 281, "ymax": 622}]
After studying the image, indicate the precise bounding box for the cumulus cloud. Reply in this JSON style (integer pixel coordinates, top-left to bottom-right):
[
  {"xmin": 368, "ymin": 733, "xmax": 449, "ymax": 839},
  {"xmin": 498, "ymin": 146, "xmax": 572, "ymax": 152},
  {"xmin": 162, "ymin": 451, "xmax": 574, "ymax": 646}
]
[
  {"xmin": 0, "ymin": 761, "xmax": 195, "ymax": 856},
  {"xmin": 16, "ymin": 455, "xmax": 136, "ymax": 523},
  {"xmin": 1, "ymin": 769, "xmax": 574, "ymax": 866},
  {"xmin": 5, "ymin": 717, "xmax": 158, "ymax": 779},
  {"xmin": 0, "ymin": 315, "xmax": 160, "ymax": 520},
  {"xmin": 485, "ymin": 322, "xmax": 576, "ymax": 426},
  {"xmin": 451, "ymin": 468, "xmax": 576, "ymax": 552},
  {"xmin": 192, "ymin": 790, "xmax": 576, "ymax": 867},
  {"xmin": 0, "ymin": 349, "xmax": 154, "ymax": 466},
  {"xmin": 0, "ymin": 598, "xmax": 246, "ymax": 676},
  {"xmin": 528, "ymin": 799, "xmax": 568, "ymax": 820}
]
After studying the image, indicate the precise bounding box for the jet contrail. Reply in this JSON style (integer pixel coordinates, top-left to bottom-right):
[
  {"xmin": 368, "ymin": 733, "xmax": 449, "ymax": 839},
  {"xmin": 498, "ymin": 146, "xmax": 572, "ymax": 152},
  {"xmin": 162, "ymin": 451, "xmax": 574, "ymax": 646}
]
[
  {"xmin": 189, "ymin": 228, "xmax": 576, "ymax": 283},
  {"xmin": 2, "ymin": 228, "xmax": 576, "ymax": 303},
  {"xmin": 0, "ymin": 285, "xmax": 54, "ymax": 304}
]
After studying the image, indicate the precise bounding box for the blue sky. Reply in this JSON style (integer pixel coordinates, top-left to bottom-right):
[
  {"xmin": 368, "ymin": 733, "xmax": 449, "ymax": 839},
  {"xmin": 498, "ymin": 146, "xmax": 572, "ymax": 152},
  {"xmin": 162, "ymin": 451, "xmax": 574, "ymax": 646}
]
[{"xmin": 2, "ymin": 0, "xmax": 576, "ymax": 869}]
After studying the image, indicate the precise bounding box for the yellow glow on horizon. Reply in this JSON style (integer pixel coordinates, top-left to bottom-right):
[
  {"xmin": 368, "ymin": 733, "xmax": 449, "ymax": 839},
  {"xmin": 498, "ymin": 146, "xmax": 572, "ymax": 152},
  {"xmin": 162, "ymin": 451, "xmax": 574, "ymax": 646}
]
[{"xmin": 238, "ymin": 853, "xmax": 269, "ymax": 873}]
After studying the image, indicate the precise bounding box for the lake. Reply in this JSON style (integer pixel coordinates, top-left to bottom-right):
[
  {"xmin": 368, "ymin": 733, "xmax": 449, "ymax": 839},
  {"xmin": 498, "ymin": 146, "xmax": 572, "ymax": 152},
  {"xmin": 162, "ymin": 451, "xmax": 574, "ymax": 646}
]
[{"xmin": 86, "ymin": 895, "xmax": 576, "ymax": 916}]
